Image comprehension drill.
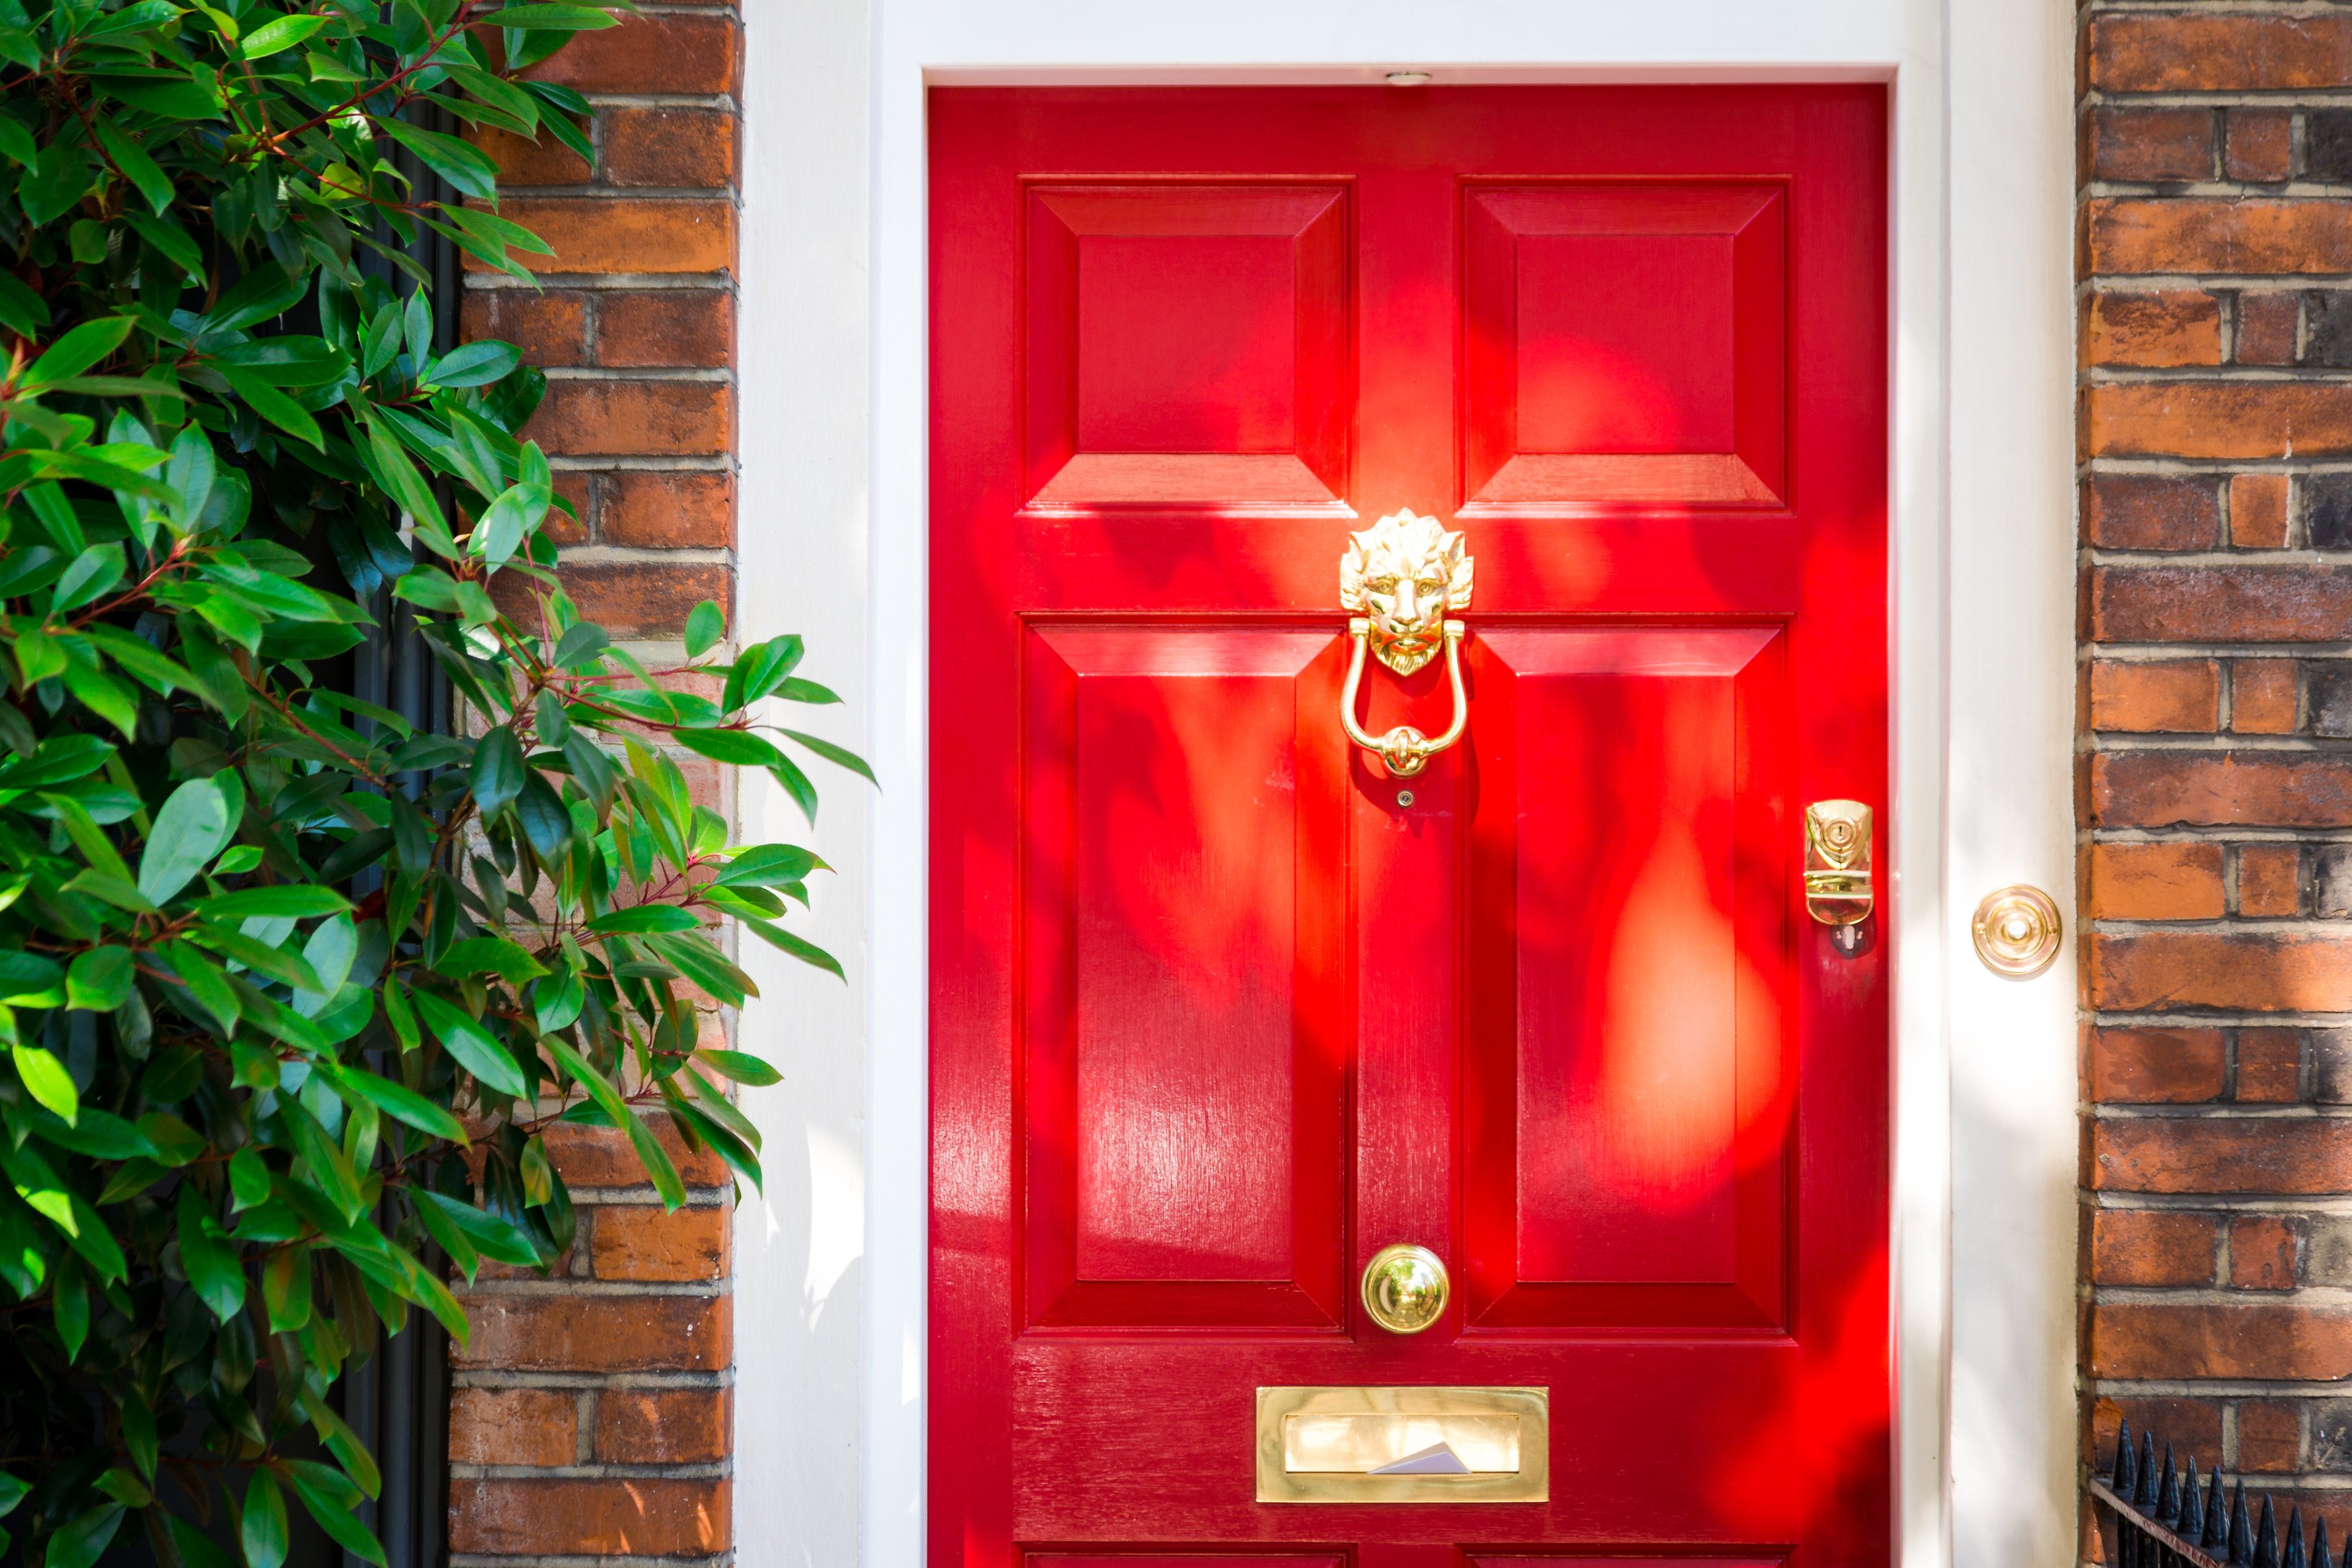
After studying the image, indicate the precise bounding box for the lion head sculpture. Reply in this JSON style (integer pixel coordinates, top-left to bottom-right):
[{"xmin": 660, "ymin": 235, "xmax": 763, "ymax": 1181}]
[{"xmin": 1339, "ymin": 509, "xmax": 1474, "ymax": 676}]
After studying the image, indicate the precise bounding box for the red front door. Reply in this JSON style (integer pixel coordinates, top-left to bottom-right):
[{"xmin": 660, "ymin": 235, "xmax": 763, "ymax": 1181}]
[{"xmin": 930, "ymin": 86, "xmax": 1889, "ymax": 1568}]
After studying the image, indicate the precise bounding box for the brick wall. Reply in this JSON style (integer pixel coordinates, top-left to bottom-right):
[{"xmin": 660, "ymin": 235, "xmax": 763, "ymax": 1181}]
[
  {"xmin": 2080, "ymin": 1, "xmax": 2352, "ymax": 1545},
  {"xmin": 448, "ymin": 5, "xmax": 742, "ymax": 1564}
]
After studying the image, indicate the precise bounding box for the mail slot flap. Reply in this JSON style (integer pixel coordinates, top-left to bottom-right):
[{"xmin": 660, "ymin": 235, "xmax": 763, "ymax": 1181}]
[{"xmin": 1256, "ymin": 1386, "xmax": 1548, "ymax": 1504}]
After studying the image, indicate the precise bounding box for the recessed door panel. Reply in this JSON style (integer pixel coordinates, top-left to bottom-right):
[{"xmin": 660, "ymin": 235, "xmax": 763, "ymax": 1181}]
[{"xmin": 1021, "ymin": 626, "xmax": 1348, "ymax": 1328}]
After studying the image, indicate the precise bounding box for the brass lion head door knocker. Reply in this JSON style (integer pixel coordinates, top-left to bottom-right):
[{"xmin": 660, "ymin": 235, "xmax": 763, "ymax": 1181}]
[{"xmin": 1339, "ymin": 509, "xmax": 1472, "ymax": 777}]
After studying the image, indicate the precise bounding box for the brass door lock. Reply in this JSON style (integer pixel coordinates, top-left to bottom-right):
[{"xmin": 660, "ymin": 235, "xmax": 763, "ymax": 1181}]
[{"xmin": 1804, "ymin": 800, "xmax": 1873, "ymax": 955}]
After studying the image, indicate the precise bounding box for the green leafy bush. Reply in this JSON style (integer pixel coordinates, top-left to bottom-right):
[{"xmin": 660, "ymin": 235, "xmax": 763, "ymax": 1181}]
[{"xmin": 0, "ymin": 1, "xmax": 860, "ymax": 1564}]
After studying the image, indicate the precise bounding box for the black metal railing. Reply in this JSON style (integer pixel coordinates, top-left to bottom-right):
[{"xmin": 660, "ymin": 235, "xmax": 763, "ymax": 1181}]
[{"xmin": 2096, "ymin": 1423, "xmax": 2336, "ymax": 1568}]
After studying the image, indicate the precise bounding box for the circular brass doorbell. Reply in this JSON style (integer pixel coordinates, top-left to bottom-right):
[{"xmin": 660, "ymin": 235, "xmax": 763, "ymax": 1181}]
[{"xmin": 1361, "ymin": 1243, "xmax": 1449, "ymax": 1334}]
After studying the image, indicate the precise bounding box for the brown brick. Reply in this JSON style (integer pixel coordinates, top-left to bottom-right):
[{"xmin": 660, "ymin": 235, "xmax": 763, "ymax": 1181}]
[
  {"xmin": 593, "ymin": 1388, "xmax": 730, "ymax": 1464},
  {"xmin": 451, "ymin": 1478, "xmax": 729, "ymax": 1556},
  {"xmin": 2085, "ymin": 475, "xmax": 2220, "ymax": 552},
  {"xmin": 2093, "ymin": 567, "xmax": 2352, "ymax": 644},
  {"xmin": 449, "ymin": 1387, "xmax": 577, "ymax": 1466},
  {"xmin": 2085, "ymin": 382, "xmax": 2352, "ymax": 461},
  {"xmin": 2086, "ymin": 199, "xmax": 2352, "ymax": 278},
  {"xmin": 2233, "ymin": 660, "xmax": 2301, "ymax": 734},
  {"xmin": 526, "ymin": 562, "xmax": 735, "ymax": 640},
  {"xmin": 2240, "ymin": 1029, "xmax": 2307, "ymax": 1104},
  {"xmin": 546, "ymin": 471, "xmax": 592, "ymax": 546},
  {"xmin": 2084, "ymin": 290, "xmax": 2222, "ymax": 368},
  {"xmin": 469, "ymin": 122, "xmax": 590, "ymax": 186},
  {"xmin": 2231, "ymin": 1215, "xmax": 2306, "ymax": 1290},
  {"xmin": 523, "ymin": 12, "xmax": 741, "ymax": 95},
  {"xmin": 462, "ymin": 290, "xmax": 590, "ymax": 368},
  {"xmin": 2090, "ymin": 752, "xmax": 2352, "ymax": 829},
  {"xmin": 2089, "ymin": 1027, "xmax": 2227, "ymax": 1104},
  {"xmin": 2094, "ymin": 1116, "xmax": 2352, "ymax": 1195},
  {"xmin": 2229, "ymin": 112, "xmax": 2297, "ymax": 184},
  {"xmin": 542, "ymin": 1119, "xmax": 729, "ymax": 1188},
  {"xmin": 2089, "ymin": 659, "xmax": 2219, "ymax": 734},
  {"xmin": 2091, "ymin": 1395, "xmax": 2225, "ymax": 1462},
  {"xmin": 2231, "ymin": 472, "xmax": 2292, "ymax": 548},
  {"xmin": 591, "ymin": 1202, "xmax": 731, "ymax": 1281},
  {"xmin": 2238, "ymin": 845, "xmax": 2304, "ymax": 917},
  {"xmin": 600, "ymin": 471, "xmax": 734, "ymax": 549},
  {"xmin": 528, "ymin": 379, "xmax": 733, "ymax": 459},
  {"xmin": 2091, "ymin": 929, "xmax": 2352, "ymax": 1011},
  {"xmin": 484, "ymin": 198, "xmax": 736, "ymax": 276},
  {"xmin": 452, "ymin": 1292, "xmax": 730, "ymax": 1372},
  {"xmin": 2087, "ymin": 841, "xmax": 2225, "ymax": 920},
  {"xmin": 2090, "ymin": 14, "xmax": 2352, "ymax": 93},
  {"xmin": 601, "ymin": 107, "xmax": 739, "ymax": 189},
  {"xmin": 2238, "ymin": 293, "xmax": 2302, "ymax": 366},
  {"xmin": 2086, "ymin": 108, "xmax": 2216, "ymax": 184},
  {"xmin": 2238, "ymin": 1399, "xmax": 2304, "ymax": 1472},
  {"xmin": 2092, "ymin": 1208, "xmax": 2218, "ymax": 1287},
  {"xmin": 2089, "ymin": 1302, "xmax": 2352, "ymax": 1380},
  {"xmin": 598, "ymin": 291, "xmax": 734, "ymax": 369}
]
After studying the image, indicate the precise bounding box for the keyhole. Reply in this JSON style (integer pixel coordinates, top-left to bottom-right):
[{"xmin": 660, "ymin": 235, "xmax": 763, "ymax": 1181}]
[{"xmin": 1396, "ymin": 790, "xmax": 1415, "ymax": 808}]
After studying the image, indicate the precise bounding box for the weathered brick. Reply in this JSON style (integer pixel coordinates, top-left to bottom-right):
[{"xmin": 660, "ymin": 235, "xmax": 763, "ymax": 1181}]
[
  {"xmin": 2312, "ymin": 112, "xmax": 2352, "ymax": 184},
  {"xmin": 2087, "ymin": 109, "xmax": 2216, "ymax": 184},
  {"xmin": 2085, "ymin": 383, "xmax": 2352, "ymax": 461},
  {"xmin": 529, "ymin": 379, "xmax": 733, "ymax": 457},
  {"xmin": 461, "ymin": 289, "xmax": 590, "ymax": 368},
  {"xmin": 452, "ymin": 1292, "xmax": 731, "ymax": 1372},
  {"xmin": 2086, "ymin": 200, "xmax": 2352, "ymax": 278},
  {"xmin": 2086, "ymin": 290, "xmax": 2222, "ymax": 367},
  {"xmin": 541, "ymin": 1118, "xmax": 730, "ymax": 1189},
  {"xmin": 2089, "ymin": 14, "xmax": 2352, "ymax": 93},
  {"xmin": 2094, "ymin": 567, "xmax": 2352, "ymax": 644},
  {"xmin": 2240, "ymin": 1028, "xmax": 2308, "ymax": 1104},
  {"xmin": 2093, "ymin": 1208, "xmax": 2218, "ymax": 1287},
  {"xmin": 2086, "ymin": 474, "xmax": 2220, "ymax": 552},
  {"xmin": 2317, "ymin": 847, "xmax": 2352, "ymax": 916},
  {"xmin": 2307, "ymin": 1214, "xmax": 2352, "ymax": 1282},
  {"xmin": 524, "ymin": 562, "xmax": 734, "ymax": 640},
  {"xmin": 2091, "ymin": 929, "xmax": 2352, "ymax": 1011},
  {"xmin": 2320, "ymin": 1030, "xmax": 2352, "ymax": 1102},
  {"xmin": 2094, "ymin": 1117, "xmax": 2352, "ymax": 1195},
  {"xmin": 523, "ymin": 12, "xmax": 741, "ymax": 95},
  {"xmin": 2229, "ymin": 112, "xmax": 2297, "ymax": 184},
  {"xmin": 2231, "ymin": 472, "xmax": 2292, "ymax": 548},
  {"xmin": 2092, "ymin": 1395, "xmax": 2226, "ymax": 1462},
  {"xmin": 591, "ymin": 1202, "xmax": 731, "ymax": 1281},
  {"xmin": 2307, "ymin": 296, "xmax": 2352, "ymax": 369},
  {"xmin": 449, "ymin": 1387, "xmax": 577, "ymax": 1466},
  {"xmin": 451, "ymin": 1478, "xmax": 730, "ymax": 1556},
  {"xmin": 2238, "ymin": 292, "xmax": 2302, "ymax": 365},
  {"xmin": 470, "ymin": 122, "xmax": 591, "ymax": 186},
  {"xmin": 601, "ymin": 107, "xmax": 739, "ymax": 189},
  {"xmin": 2231, "ymin": 1215, "xmax": 2306, "ymax": 1289},
  {"xmin": 2313, "ymin": 664, "xmax": 2352, "ymax": 734},
  {"xmin": 482, "ymin": 199, "xmax": 736, "ymax": 276},
  {"xmin": 2239, "ymin": 1399, "xmax": 2305, "ymax": 1471},
  {"xmin": 2089, "ymin": 1027, "xmax": 2227, "ymax": 1104},
  {"xmin": 2312, "ymin": 1402, "xmax": 2352, "ymax": 1469},
  {"xmin": 593, "ymin": 1388, "xmax": 731, "ymax": 1464},
  {"xmin": 601, "ymin": 470, "xmax": 734, "ymax": 549},
  {"xmin": 2090, "ymin": 752, "xmax": 2352, "ymax": 829},
  {"xmin": 2232, "ymin": 659, "xmax": 2300, "ymax": 733},
  {"xmin": 2088, "ymin": 840, "xmax": 2225, "ymax": 919},
  {"xmin": 2238, "ymin": 844, "xmax": 2304, "ymax": 916},
  {"xmin": 2089, "ymin": 1303, "xmax": 2352, "ymax": 1380},
  {"xmin": 598, "ymin": 290, "xmax": 734, "ymax": 369},
  {"xmin": 2089, "ymin": 659, "xmax": 2220, "ymax": 733}
]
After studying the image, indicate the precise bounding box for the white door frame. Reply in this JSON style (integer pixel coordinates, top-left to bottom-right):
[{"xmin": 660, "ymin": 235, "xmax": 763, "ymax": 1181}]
[{"xmin": 732, "ymin": 5, "xmax": 2080, "ymax": 1567}]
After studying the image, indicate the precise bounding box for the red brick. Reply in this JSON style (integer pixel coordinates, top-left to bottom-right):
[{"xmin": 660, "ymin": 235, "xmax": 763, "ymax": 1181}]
[
  {"xmin": 2086, "ymin": 199, "xmax": 2352, "ymax": 278},
  {"xmin": 2237, "ymin": 293, "xmax": 2302, "ymax": 366},
  {"xmin": 452, "ymin": 1292, "xmax": 731, "ymax": 1372},
  {"xmin": 532, "ymin": 562, "xmax": 734, "ymax": 640},
  {"xmin": 2228, "ymin": 112, "xmax": 2297, "ymax": 184},
  {"xmin": 2086, "ymin": 841, "xmax": 2224, "ymax": 919},
  {"xmin": 2237, "ymin": 1400, "xmax": 2304, "ymax": 1471},
  {"xmin": 2086, "ymin": 108, "xmax": 2215, "ymax": 184},
  {"xmin": 482, "ymin": 198, "xmax": 736, "ymax": 276},
  {"xmin": 451, "ymin": 1478, "xmax": 729, "ymax": 1556},
  {"xmin": 2089, "ymin": 1027, "xmax": 2227, "ymax": 1104},
  {"xmin": 541, "ymin": 1119, "xmax": 729, "ymax": 1188},
  {"xmin": 469, "ymin": 122, "xmax": 590, "ymax": 186},
  {"xmin": 523, "ymin": 12, "xmax": 741, "ymax": 95},
  {"xmin": 2090, "ymin": 1395, "xmax": 2225, "ymax": 1462},
  {"xmin": 2094, "ymin": 1116, "xmax": 2352, "ymax": 1195},
  {"xmin": 601, "ymin": 107, "xmax": 739, "ymax": 189},
  {"xmin": 529, "ymin": 379, "xmax": 733, "ymax": 458},
  {"xmin": 2231, "ymin": 1215, "xmax": 2305, "ymax": 1289},
  {"xmin": 2239, "ymin": 1029, "xmax": 2307, "ymax": 1104},
  {"xmin": 2090, "ymin": 752, "xmax": 2352, "ymax": 829},
  {"xmin": 2083, "ymin": 290, "xmax": 2222, "ymax": 368},
  {"xmin": 2230, "ymin": 472, "xmax": 2292, "ymax": 548},
  {"xmin": 546, "ymin": 471, "xmax": 592, "ymax": 546},
  {"xmin": 2086, "ymin": 382, "xmax": 2352, "ymax": 461},
  {"xmin": 2085, "ymin": 475, "xmax": 2220, "ymax": 552},
  {"xmin": 2091, "ymin": 930, "xmax": 2352, "ymax": 1011},
  {"xmin": 2238, "ymin": 845, "xmax": 2303, "ymax": 917},
  {"xmin": 593, "ymin": 1388, "xmax": 730, "ymax": 1464},
  {"xmin": 2089, "ymin": 1302, "xmax": 2352, "ymax": 1380},
  {"xmin": 2093, "ymin": 567, "xmax": 2352, "ymax": 644},
  {"xmin": 598, "ymin": 291, "xmax": 733, "ymax": 368},
  {"xmin": 449, "ymin": 1387, "xmax": 577, "ymax": 1466},
  {"xmin": 2089, "ymin": 660, "xmax": 2219, "ymax": 734},
  {"xmin": 2090, "ymin": 14, "xmax": 2352, "ymax": 93},
  {"xmin": 2091, "ymin": 1208, "xmax": 2218, "ymax": 1287},
  {"xmin": 597, "ymin": 472, "xmax": 734, "ymax": 552},
  {"xmin": 462, "ymin": 290, "xmax": 589, "ymax": 368},
  {"xmin": 2232, "ymin": 660, "xmax": 2301, "ymax": 734},
  {"xmin": 591, "ymin": 1202, "xmax": 731, "ymax": 1281}
]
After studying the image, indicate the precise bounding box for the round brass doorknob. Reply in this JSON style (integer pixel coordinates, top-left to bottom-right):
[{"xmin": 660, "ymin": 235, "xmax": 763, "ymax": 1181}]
[
  {"xmin": 1973, "ymin": 884, "xmax": 2063, "ymax": 978},
  {"xmin": 1361, "ymin": 1243, "xmax": 1448, "ymax": 1335}
]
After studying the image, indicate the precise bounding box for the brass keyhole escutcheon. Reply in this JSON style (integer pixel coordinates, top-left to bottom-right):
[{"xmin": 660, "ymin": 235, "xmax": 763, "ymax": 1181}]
[{"xmin": 1361, "ymin": 1243, "xmax": 1449, "ymax": 1335}]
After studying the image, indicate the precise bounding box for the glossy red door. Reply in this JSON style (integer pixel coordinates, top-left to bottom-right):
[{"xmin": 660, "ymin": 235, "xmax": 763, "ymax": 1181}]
[{"xmin": 931, "ymin": 86, "xmax": 1888, "ymax": 1568}]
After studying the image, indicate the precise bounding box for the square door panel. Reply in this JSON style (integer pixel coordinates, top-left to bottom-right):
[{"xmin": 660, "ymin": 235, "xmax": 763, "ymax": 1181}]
[
  {"xmin": 1026, "ymin": 185, "xmax": 1351, "ymax": 513},
  {"xmin": 1020, "ymin": 626, "xmax": 1350, "ymax": 1328},
  {"xmin": 1461, "ymin": 627, "xmax": 1791, "ymax": 1330},
  {"xmin": 1463, "ymin": 184, "xmax": 1788, "ymax": 511}
]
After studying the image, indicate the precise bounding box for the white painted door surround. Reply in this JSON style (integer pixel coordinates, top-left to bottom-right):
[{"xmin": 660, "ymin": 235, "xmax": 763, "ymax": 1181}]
[{"xmin": 731, "ymin": 4, "xmax": 2078, "ymax": 1568}]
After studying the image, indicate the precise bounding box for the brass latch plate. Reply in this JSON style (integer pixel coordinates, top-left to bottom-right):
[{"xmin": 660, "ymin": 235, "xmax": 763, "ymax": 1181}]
[{"xmin": 1254, "ymin": 1385, "xmax": 1549, "ymax": 1503}]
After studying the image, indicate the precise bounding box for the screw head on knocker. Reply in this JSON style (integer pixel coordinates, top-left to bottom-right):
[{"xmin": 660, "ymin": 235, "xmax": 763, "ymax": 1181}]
[{"xmin": 1338, "ymin": 511, "xmax": 1474, "ymax": 778}]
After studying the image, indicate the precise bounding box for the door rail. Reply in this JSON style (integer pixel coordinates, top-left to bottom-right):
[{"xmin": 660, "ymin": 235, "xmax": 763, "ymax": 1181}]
[{"xmin": 2096, "ymin": 1423, "xmax": 2332, "ymax": 1568}]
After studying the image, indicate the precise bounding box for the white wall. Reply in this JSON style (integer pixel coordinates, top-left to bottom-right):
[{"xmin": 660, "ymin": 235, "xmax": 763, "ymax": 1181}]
[{"xmin": 732, "ymin": 5, "xmax": 2081, "ymax": 1566}]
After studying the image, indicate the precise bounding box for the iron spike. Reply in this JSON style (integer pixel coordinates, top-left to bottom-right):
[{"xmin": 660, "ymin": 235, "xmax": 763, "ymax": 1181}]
[
  {"xmin": 2310, "ymin": 1515, "xmax": 2330, "ymax": 1568},
  {"xmin": 2204, "ymin": 1471, "xmax": 2231, "ymax": 1553},
  {"xmin": 2232, "ymin": 1482, "xmax": 2253, "ymax": 1566},
  {"xmin": 2161, "ymin": 1444, "xmax": 2183, "ymax": 1525},
  {"xmin": 2284, "ymin": 1505, "xmax": 2307, "ymax": 1568},
  {"xmin": 2182, "ymin": 1460, "xmax": 2207, "ymax": 1544},
  {"xmin": 2116, "ymin": 1420, "xmax": 2138, "ymax": 1500},
  {"xmin": 2144, "ymin": 1432, "xmax": 2163, "ymax": 1510},
  {"xmin": 2256, "ymin": 1495, "xmax": 2280, "ymax": 1568}
]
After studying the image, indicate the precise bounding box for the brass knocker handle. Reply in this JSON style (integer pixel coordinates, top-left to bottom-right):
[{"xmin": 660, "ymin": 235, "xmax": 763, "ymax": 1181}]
[{"xmin": 1341, "ymin": 617, "xmax": 1468, "ymax": 778}]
